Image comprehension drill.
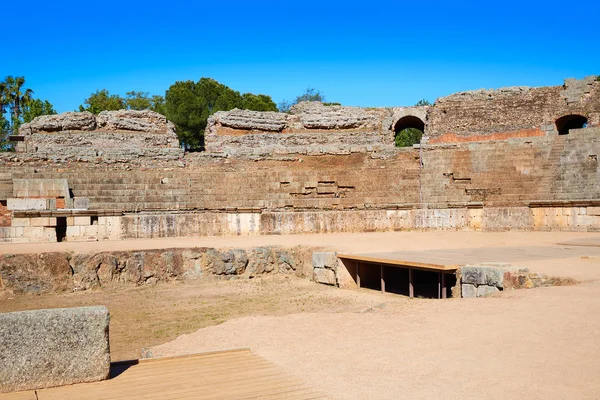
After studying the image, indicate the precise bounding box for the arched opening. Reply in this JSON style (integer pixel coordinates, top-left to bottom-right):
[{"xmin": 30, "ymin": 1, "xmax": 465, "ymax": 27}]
[
  {"xmin": 555, "ymin": 114, "xmax": 588, "ymax": 135},
  {"xmin": 394, "ymin": 116, "xmax": 425, "ymax": 147}
]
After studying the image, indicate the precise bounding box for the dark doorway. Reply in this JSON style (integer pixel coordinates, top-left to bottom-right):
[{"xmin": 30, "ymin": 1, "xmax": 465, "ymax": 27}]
[
  {"xmin": 555, "ymin": 114, "xmax": 588, "ymax": 135},
  {"xmin": 56, "ymin": 217, "xmax": 67, "ymax": 242},
  {"xmin": 394, "ymin": 116, "xmax": 425, "ymax": 147}
]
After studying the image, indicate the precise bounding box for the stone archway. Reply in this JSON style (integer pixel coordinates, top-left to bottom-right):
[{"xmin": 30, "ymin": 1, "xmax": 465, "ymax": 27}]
[
  {"xmin": 555, "ymin": 114, "xmax": 588, "ymax": 135},
  {"xmin": 394, "ymin": 116, "xmax": 426, "ymax": 147}
]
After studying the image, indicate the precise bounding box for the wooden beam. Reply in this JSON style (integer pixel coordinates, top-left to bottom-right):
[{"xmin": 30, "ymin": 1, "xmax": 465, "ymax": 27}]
[
  {"xmin": 356, "ymin": 262, "xmax": 361, "ymax": 289},
  {"xmin": 441, "ymin": 273, "xmax": 447, "ymax": 299},
  {"xmin": 380, "ymin": 265, "xmax": 385, "ymax": 294},
  {"xmin": 408, "ymin": 268, "xmax": 414, "ymax": 299}
]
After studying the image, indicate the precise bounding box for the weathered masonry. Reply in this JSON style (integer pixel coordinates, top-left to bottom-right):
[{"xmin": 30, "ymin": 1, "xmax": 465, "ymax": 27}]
[{"xmin": 0, "ymin": 76, "xmax": 598, "ymax": 243}]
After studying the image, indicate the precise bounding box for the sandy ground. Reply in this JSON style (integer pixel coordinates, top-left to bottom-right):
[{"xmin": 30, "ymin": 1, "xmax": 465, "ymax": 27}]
[{"xmin": 3, "ymin": 231, "xmax": 600, "ymax": 399}]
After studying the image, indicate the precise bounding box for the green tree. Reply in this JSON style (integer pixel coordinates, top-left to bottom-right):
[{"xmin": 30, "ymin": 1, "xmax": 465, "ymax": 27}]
[
  {"xmin": 278, "ymin": 88, "xmax": 327, "ymax": 112},
  {"xmin": 415, "ymin": 99, "xmax": 431, "ymax": 106},
  {"xmin": 395, "ymin": 127, "xmax": 423, "ymax": 147},
  {"xmin": 22, "ymin": 99, "xmax": 57, "ymax": 123},
  {"xmin": 241, "ymin": 93, "xmax": 277, "ymax": 112},
  {"xmin": 0, "ymin": 114, "xmax": 10, "ymax": 151},
  {"xmin": 164, "ymin": 77, "xmax": 277, "ymax": 150},
  {"xmin": 3, "ymin": 76, "xmax": 34, "ymax": 134},
  {"xmin": 79, "ymin": 89, "xmax": 125, "ymax": 114}
]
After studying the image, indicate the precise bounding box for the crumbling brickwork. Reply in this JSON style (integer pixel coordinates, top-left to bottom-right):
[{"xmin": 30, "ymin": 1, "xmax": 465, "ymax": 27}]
[{"xmin": 427, "ymin": 76, "xmax": 600, "ymax": 143}]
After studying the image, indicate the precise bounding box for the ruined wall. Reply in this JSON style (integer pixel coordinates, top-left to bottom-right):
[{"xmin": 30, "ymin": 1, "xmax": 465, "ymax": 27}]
[
  {"xmin": 0, "ymin": 246, "xmax": 315, "ymax": 295},
  {"xmin": 427, "ymin": 76, "xmax": 600, "ymax": 143},
  {"xmin": 421, "ymin": 128, "xmax": 600, "ymax": 206},
  {"xmin": 205, "ymin": 102, "xmax": 427, "ymax": 156},
  {"xmin": 16, "ymin": 110, "xmax": 183, "ymax": 161}
]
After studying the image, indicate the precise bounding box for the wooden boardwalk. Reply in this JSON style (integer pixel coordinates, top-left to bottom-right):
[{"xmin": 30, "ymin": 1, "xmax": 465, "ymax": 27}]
[{"xmin": 1, "ymin": 349, "xmax": 326, "ymax": 400}]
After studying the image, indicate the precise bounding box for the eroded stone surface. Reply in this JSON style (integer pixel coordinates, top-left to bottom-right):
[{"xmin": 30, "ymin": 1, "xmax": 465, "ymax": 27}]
[{"xmin": 0, "ymin": 306, "xmax": 110, "ymax": 393}]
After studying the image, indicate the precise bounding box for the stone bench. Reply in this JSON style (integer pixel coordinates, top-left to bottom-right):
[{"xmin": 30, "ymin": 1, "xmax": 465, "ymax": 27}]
[{"xmin": 0, "ymin": 306, "xmax": 110, "ymax": 393}]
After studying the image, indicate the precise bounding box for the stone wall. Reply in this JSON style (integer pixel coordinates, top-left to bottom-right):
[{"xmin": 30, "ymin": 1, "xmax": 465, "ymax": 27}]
[
  {"xmin": 205, "ymin": 102, "xmax": 427, "ymax": 156},
  {"xmin": 0, "ymin": 306, "xmax": 110, "ymax": 393},
  {"xmin": 0, "ymin": 246, "xmax": 315, "ymax": 295},
  {"xmin": 16, "ymin": 110, "xmax": 183, "ymax": 162},
  {"xmin": 427, "ymin": 76, "xmax": 600, "ymax": 143},
  {"xmin": 459, "ymin": 264, "xmax": 571, "ymax": 298}
]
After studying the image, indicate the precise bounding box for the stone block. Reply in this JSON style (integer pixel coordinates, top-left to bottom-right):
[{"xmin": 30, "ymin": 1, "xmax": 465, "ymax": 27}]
[
  {"xmin": 477, "ymin": 285, "xmax": 500, "ymax": 297},
  {"xmin": 484, "ymin": 267, "xmax": 505, "ymax": 288},
  {"xmin": 30, "ymin": 217, "xmax": 57, "ymax": 227},
  {"xmin": 11, "ymin": 218, "xmax": 30, "ymax": 227},
  {"xmin": 66, "ymin": 225, "xmax": 81, "ymax": 237},
  {"xmin": 313, "ymin": 268, "xmax": 336, "ymax": 285},
  {"xmin": 460, "ymin": 266, "xmax": 486, "ymax": 285},
  {"xmin": 7, "ymin": 198, "xmax": 47, "ymax": 211},
  {"xmin": 588, "ymin": 207, "xmax": 600, "ymax": 216},
  {"xmin": 0, "ymin": 306, "xmax": 110, "ymax": 393},
  {"xmin": 74, "ymin": 216, "xmax": 91, "ymax": 226},
  {"xmin": 461, "ymin": 284, "xmax": 477, "ymax": 298},
  {"xmin": 65, "ymin": 198, "xmax": 74, "ymax": 209},
  {"xmin": 312, "ymin": 252, "xmax": 338, "ymax": 269},
  {"xmin": 74, "ymin": 197, "xmax": 90, "ymax": 209},
  {"xmin": 47, "ymin": 198, "xmax": 57, "ymax": 210}
]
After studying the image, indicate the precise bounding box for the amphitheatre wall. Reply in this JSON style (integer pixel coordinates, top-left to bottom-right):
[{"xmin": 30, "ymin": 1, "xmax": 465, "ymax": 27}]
[
  {"xmin": 14, "ymin": 110, "xmax": 183, "ymax": 162},
  {"xmin": 205, "ymin": 102, "xmax": 428, "ymax": 156},
  {"xmin": 427, "ymin": 76, "xmax": 600, "ymax": 143},
  {"xmin": 0, "ymin": 77, "xmax": 598, "ymax": 243}
]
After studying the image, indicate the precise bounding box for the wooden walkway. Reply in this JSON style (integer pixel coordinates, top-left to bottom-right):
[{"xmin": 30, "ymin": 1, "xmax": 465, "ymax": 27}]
[{"xmin": 1, "ymin": 349, "xmax": 327, "ymax": 400}]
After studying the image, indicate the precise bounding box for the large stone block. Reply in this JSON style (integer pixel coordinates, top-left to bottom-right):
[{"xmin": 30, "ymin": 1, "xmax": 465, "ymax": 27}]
[
  {"xmin": 312, "ymin": 252, "xmax": 338, "ymax": 269},
  {"xmin": 460, "ymin": 266, "xmax": 486, "ymax": 285},
  {"xmin": 477, "ymin": 285, "xmax": 500, "ymax": 297},
  {"xmin": 6, "ymin": 198, "xmax": 47, "ymax": 211},
  {"xmin": 461, "ymin": 284, "xmax": 477, "ymax": 298},
  {"xmin": 313, "ymin": 268, "xmax": 336, "ymax": 285},
  {"xmin": 0, "ymin": 306, "xmax": 110, "ymax": 393}
]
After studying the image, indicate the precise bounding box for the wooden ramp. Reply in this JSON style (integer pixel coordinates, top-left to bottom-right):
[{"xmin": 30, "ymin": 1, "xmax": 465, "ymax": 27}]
[{"xmin": 1, "ymin": 349, "xmax": 326, "ymax": 400}]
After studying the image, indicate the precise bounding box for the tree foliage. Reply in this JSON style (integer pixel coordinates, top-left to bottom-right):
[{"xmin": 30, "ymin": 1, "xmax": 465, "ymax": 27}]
[
  {"xmin": 1, "ymin": 76, "xmax": 55, "ymax": 150},
  {"xmin": 22, "ymin": 99, "xmax": 57, "ymax": 123},
  {"xmin": 395, "ymin": 127, "xmax": 423, "ymax": 147},
  {"xmin": 79, "ymin": 89, "xmax": 165, "ymax": 115},
  {"xmin": 415, "ymin": 99, "xmax": 431, "ymax": 106},
  {"xmin": 79, "ymin": 89, "xmax": 126, "ymax": 114},
  {"xmin": 278, "ymin": 88, "xmax": 326, "ymax": 112},
  {"xmin": 163, "ymin": 78, "xmax": 277, "ymax": 150}
]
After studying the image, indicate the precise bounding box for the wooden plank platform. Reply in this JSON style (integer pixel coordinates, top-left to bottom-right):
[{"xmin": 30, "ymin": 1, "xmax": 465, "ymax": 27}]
[
  {"xmin": 1, "ymin": 349, "xmax": 326, "ymax": 400},
  {"xmin": 337, "ymin": 253, "xmax": 459, "ymax": 271}
]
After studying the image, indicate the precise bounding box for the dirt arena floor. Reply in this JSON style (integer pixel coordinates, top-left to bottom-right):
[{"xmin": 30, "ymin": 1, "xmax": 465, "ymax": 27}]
[{"xmin": 2, "ymin": 231, "xmax": 600, "ymax": 399}]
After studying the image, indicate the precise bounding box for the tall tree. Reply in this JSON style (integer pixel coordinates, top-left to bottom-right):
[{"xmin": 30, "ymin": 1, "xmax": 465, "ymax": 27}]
[
  {"xmin": 164, "ymin": 78, "xmax": 277, "ymax": 150},
  {"xmin": 3, "ymin": 76, "xmax": 33, "ymax": 133}
]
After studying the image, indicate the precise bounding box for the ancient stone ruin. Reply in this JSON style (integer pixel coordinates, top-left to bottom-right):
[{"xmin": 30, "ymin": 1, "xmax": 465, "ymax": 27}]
[{"xmin": 0, "ymin": 76, "xmax": 598, "ymax": 300}]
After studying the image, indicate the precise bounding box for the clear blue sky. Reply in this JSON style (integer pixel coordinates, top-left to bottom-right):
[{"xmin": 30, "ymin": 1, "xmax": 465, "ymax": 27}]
[{"xmin": 3, "ymin": 0, "xmax": 599, "ymax": 113}]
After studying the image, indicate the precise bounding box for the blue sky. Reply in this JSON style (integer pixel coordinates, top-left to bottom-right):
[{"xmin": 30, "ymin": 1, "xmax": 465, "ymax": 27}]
[{"xmin": 3, "ymin": 0, "xmax": 599, "ymax": 113}]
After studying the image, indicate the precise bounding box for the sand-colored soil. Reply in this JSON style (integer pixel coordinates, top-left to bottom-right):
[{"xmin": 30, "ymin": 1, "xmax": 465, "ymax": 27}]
[{"xmin": 2, "ymin": 231, "xmax": 600, "ymax": 399}]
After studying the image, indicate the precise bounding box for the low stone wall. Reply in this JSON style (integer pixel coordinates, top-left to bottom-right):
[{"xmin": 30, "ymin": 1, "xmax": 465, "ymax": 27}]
[
  {"xmin": 2, "ymin": 204, "xmax": 599, "ymax": 243},
  {"xmin": 0, "ymin": 246, "xmax": 315, "ymax": 295},
  {"xmin": 0, "ymin": 306, "xmax": 110, "ymax": 393},
  {"xmin": 459, "ymin": 264, "xmax": 568, "ymax": 298}
]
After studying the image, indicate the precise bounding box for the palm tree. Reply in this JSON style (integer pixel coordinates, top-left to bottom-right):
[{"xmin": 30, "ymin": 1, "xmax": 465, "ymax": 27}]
[{"xmin": 4, "ymin": 76, "xmax": 34, "ymax": 132}]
